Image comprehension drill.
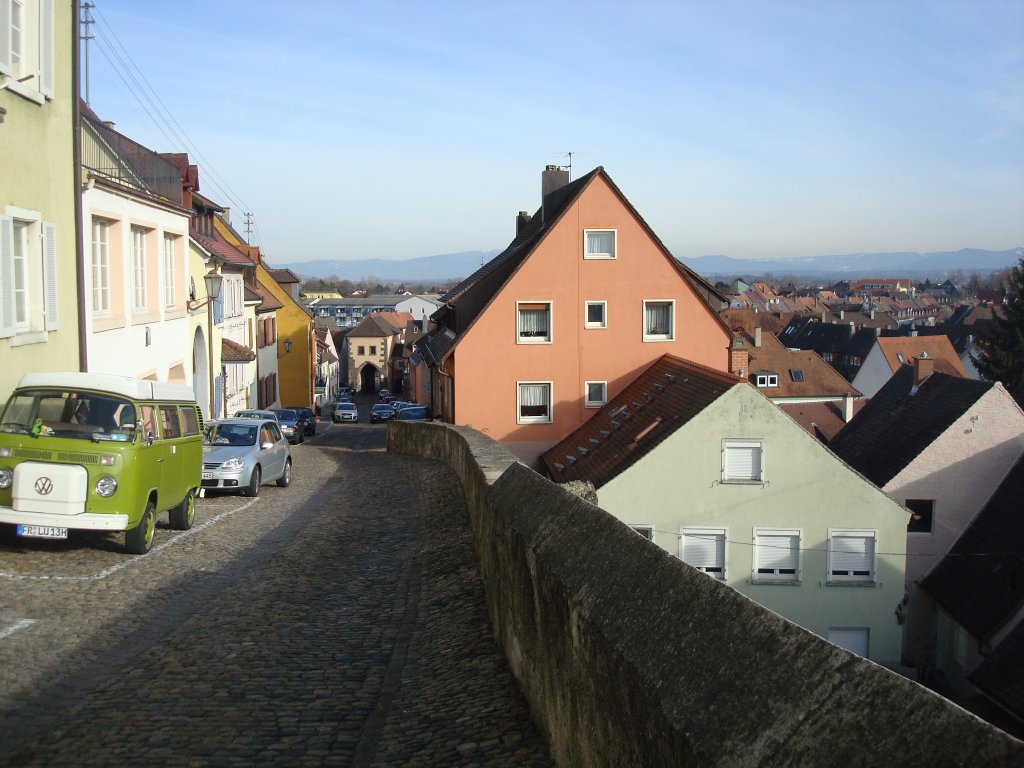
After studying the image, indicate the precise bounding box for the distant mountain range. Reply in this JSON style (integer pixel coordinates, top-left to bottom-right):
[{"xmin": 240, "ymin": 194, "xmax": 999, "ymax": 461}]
[{"xmin": 280, "ymin": 247, "xmax": 1021, "ymax": 284}]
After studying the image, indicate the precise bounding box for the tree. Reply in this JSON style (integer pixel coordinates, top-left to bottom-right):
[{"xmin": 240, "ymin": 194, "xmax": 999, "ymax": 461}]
[{"xmin": 974, "ymin": 254, "xmax": 1024, "ymax": 392}]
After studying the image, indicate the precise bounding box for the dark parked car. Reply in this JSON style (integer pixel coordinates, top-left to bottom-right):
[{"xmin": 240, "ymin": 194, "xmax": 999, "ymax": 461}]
[
  {"xmin": 394, "ymin": 405, "xmax": 431, "ymax": 421},
  {"xmin": 289, "ymin": 406, "xmax": 316, "ymax": 436},
  {"xmin": 270, "ymin": 408, "xmax": 305, "ymax": 444},
  {"xmin": 370, "ymin": 403, "xmax": 393, "ymax": 423}
]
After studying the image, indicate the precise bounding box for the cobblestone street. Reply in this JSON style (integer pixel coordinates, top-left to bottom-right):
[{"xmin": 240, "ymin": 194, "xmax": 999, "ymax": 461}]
[{"xmin": 0, "ymin": 422, "xmax": 552, "ymax": 767}]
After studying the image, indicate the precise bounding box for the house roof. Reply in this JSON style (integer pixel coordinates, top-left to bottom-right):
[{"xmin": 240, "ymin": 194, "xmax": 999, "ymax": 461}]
[
  {"xmin": 873, "ymin": 336, "xmax": 968, "ymax": 378},
  {"xmin": 252, "ymin": 280, "xmax": 284, "ymax": 312},
  {"xmin": 719, "ymin": 309, "xmax": 792, "ymax": 336},
  {"xmin": 190, "ymin": 228, "xmax": 253, "ymax": 268},
  {"xmin": 267, "ymin": 267, "xmax": 301, "ymax": 284},
  {"xmin": 779, "ymin": 399, "xmax": 868, "ymax": 443},
  {"xmin": 743, "ymin": 331, "xmax": 860, "ymax": 399},
  {"xmin": 347, "ymin": 314, "xmax": 400, "ymax": 338},
  {"xmin": 540, "ymin": 355, "xmax": 742, "ymax": 488},
  {"xmin": 830, "ymin": 366, "xmax": 994, "ymax": 487},
  {"xmin": 921, "ymin": 454, "xmax": 1024, "ymax": 642},
  {"xmin": 222, "ymin": 337, "xmax": 256, "ymax": 363},
  {"xmin": 433, "ymin": 167, "xmax": 730, "ymax": 359},
  {"xmin": 777, "ymin": 317, "xmax": 879, "ymax": 361},
  {"xmin": 970, "ymin": 620, "xmax": 1024, "ymax": 721}
]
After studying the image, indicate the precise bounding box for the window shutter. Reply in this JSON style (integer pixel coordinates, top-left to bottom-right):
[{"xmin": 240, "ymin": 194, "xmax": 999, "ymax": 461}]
[
  {"xmin": 757, "ymin": 534, "xmax": 798, "ymax": 571},
  {"xmin": 0, "ymin": 215, "xmax": 15, "ymax": 338},
  {"xmin": 725, "ymin": 443, "xmax": 761, "ymax": 481},
  {"xmin": 0, "ymin": 0, "xmax": 11, "ymax": 75},
  {"xmin": 683, "ymin": 532, "xmax": 723, "ymax": 574},
  {"xmin": 39, "ymin": 0, "xmax": 54, "ymax": 98},
  {"xmin": 42, "ymin": 221, "xmax": 58, "ymax": 330},
  {"xmin": 831, "ymin": 534, "xmax": 873, "ymax": 575}
]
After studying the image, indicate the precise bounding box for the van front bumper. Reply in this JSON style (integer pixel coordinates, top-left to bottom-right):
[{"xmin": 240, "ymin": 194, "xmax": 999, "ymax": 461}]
[{"xmin": 0, "ymin": 506, "xmax": 130, "ymax": 531}]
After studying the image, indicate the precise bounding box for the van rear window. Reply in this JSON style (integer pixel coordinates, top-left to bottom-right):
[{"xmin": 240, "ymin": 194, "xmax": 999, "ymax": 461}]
[{"xmin": 180, "ymin": 407, "xmax": 200, "ymax": 436}]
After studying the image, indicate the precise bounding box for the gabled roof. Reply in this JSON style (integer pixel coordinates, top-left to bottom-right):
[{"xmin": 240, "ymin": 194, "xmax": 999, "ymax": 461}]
[
  {"xmin": 872, "ymin": 336, "xmax": 968, "ymax": 378},
  {"xmin": 540, "ymin": 355, "xmax": 742, "ymax": 488},
  {"xmin": 268, "ymin": 267, "xmax": 301, "ymax": 284},
  {"xmin": 779, "ymin": 399, "xmax": 868, "ymax": 443},
  {"xmin": 347, "ymin": 314, "xmax": 400, "ymax": 338},
  {"xmin": 922, "ymin": 455, "xmax": 1024, "ymax": 642},
  {"xmin": 743, "ymin": 331, "xmax": 860, "ymax": 399},
  {"xmin": 252, "ymin": 280, "xmax": 284, "ymax": 312},
  {"xmin": 222, "ymin": 337, "xmax": 256, "ymax": 363},
  {"xmin": 432, "ymin": 167, "xmax": 730, "ymax": 359},
  {"xmin": 190, "ymin": 228, "xmax": 253, "ymax": 268},
  {"xmin": 830, "ymin": 367, "xmax": 994, "ymax": 487}
]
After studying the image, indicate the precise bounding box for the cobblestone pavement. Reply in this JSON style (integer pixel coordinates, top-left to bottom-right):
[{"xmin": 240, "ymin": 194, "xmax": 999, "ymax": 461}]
[{"xmin": 0, "ymin": 420, "xmax": 553, "ymax": 767}]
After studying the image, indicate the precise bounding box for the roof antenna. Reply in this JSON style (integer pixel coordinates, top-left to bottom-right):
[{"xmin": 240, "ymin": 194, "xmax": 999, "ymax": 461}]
[{"xmin": 552, "ymin": 151, "xmax": 581, "ymax": 181}]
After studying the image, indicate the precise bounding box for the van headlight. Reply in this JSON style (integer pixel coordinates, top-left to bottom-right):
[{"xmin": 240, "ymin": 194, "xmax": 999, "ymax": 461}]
[
  {"xmin": 221, "ymin": 457, "xmax": 245, "ymax": 470},
  {"xmin": 0, "ymin": 468, "xmax": 12, "ymax": 489},
  {"xmin": 95, "ymin": 475, "xmax": 118, "ymax": 497}
]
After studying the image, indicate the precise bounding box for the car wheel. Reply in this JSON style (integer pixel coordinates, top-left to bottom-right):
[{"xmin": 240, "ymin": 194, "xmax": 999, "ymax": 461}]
[
  {"xmin": 276, "ymin": 459, "xmax": 292, "ymax": 488},
  {"xmin": 169, "ymin": 489, "xmax": 195, "ymax": 530},
  {"xmin": 125, "ymin": 499, "xmax": 156, "ymax": 555},
  {"xmin": 243, "ymin": 466, "xmax": 261, "ymax": 497}
]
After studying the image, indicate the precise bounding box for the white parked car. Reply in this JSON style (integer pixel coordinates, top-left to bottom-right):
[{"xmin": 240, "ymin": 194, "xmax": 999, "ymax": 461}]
[
  {"xmin": 201, "ymin": 418, "xmax": 292, "ymax": 497},
  {"xmin": 332, "ymin": 402, "xmax": 358, "ymax": 423}
]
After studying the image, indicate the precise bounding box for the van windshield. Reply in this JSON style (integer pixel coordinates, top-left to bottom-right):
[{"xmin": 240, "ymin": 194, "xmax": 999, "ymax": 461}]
[{"xmin": 0, "ymin": 389, "xmax": 137, "ymax": 442}]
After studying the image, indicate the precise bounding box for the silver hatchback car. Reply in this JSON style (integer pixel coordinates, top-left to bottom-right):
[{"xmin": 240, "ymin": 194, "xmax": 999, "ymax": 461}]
[{"xmin": 201, "ymin": 419, "xmax": 292, "ymax": 497}]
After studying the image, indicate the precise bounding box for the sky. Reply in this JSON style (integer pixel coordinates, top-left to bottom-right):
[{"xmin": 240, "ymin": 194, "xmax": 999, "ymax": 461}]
[{"xmin": 84, "ymin": 1, "xmax": 1024, "ymax": 264}]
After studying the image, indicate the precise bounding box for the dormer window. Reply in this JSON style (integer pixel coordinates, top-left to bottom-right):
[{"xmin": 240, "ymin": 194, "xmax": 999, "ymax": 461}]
[{"xmin": 755, "ymin": 373, "xmax": 778, "ymax": 388}]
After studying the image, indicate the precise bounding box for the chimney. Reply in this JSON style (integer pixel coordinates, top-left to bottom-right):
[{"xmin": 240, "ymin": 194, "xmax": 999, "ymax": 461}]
[
  {"xmin": 842, "ymin": 393, "xmax": 855, "ymax": 423},
  {"xmin": 729, "ymin": 335, "xmax": 750, "ymax": 378},
  {"xmin": 541, "ymin": 164, "xmax": 569, "ymax": 221},
  {"xmin": 840, "ymin": 310, "xmax": 845, "ymax": 320},
  {"xmin": 516, "ymin": 211, "xmax": 532, "ymax": 237},
  {"xmin": 914, "ymin": 352, "xmax": 934, "ymax": 386},
  {"xmin": 754, "ymin": 326, "xmax": 762, "ymax": 348}
]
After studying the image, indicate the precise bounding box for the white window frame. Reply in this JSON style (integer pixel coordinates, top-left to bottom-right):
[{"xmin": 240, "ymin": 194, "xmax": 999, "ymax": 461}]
[
  {"xmin": 584, "ymin": 300, "xmax": 607, "ymax": 329},
  {"xmin": 755, "ymin": 373, "xmax": 779, "ymax": 388},
  {"xmin": 753, "ymin": 528, "xmax": 801, "ymax": 584},
  {"xmin": 722, "ymin": 439, "xmax": 763, "ymax": 483},
  {"xmin": 584, "ymin": 381, "xmax": 607, "ymax": 408},
  {"xmin": 91, "ymin": 218, "xmax": 110, "ymax": 315},
  {"xmin": 1, "ymin": 206, "xmax": 56, "ymax": 339},
  {"xmin": 162, "ymin": 233, "xmax": 176, "ymax": 309},
  {"xmin": 643, "ymin": 299, "xmax": 675, "ymax": 341},
  {"xmin": 0, "ymin": 0, "xmax": 54, "ymax": 103},
  {"xmin": 516, "ymin": 300, "xmax": 552, "ymax": 344},
  {"xmin": 680, "ymin": 527, "xmax": 727, "ymax": 580},
  {"xmin": 517, "ymin": 381, "xmax": 552, "ymax": 424},
  {"xmin": 583, "ymin": 229, "xmax": 616, "ymax": 260},
  {"xmin": 130, "ymin": 225, "xmax": 148, "ymax": 312},
  {"xmin": 827, "ymin": 529, "xmax": 876, "ymax": 585}
]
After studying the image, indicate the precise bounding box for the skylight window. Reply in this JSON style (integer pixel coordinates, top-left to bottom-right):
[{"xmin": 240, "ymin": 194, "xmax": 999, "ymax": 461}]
[{"xmin": 790, "ymin": 369, "xmax": 804, "ymax": 382}]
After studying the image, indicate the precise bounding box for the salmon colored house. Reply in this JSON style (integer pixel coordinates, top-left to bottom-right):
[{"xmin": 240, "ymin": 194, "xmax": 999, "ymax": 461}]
[{"xmin": 417, "ymin": 166, "xmax": 733, "ymax": 466}]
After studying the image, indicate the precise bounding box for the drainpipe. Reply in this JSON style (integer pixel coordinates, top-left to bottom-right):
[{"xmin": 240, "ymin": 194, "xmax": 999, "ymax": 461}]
[{"xmin": 73, "ymin": 0, "xmax": 88, "ymax": 372}]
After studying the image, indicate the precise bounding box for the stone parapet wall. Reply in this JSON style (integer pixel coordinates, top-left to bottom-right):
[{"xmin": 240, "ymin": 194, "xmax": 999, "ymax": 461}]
[{"xmin": 389, "ymin": 421, "xmax": 1024, "ymax": 766}]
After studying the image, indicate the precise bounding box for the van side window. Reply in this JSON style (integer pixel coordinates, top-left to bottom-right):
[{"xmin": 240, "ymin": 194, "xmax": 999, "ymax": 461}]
[
  {"xmin": 180, "ymin": 407, "xmax": 199, "ymax": 436},
  {"xmin": 160, "ymin": 406, "xmax": 182, "ymax": 439},
  {"xmin": 140, "ymin": 405, "xmax": 158, "ymax": 441}
]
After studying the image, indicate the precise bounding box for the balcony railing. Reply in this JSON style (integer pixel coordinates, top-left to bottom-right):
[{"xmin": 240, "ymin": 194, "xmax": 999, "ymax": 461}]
[{"xmin": 82, "ymin": 117, "xmax": 182, "ymax": 203}]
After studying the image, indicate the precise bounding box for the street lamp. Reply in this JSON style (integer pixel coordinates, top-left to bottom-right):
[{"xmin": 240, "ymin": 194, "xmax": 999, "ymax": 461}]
[{"xmin": 186, "ymin": 262, "xmax": 224, "ymax": 420}]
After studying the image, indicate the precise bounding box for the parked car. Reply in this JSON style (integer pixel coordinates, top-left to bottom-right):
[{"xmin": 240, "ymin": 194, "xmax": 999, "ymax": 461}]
[
  {"xmin": 269, "ymin": 409, "xmax": 305, "ymax": 444},
  {"xmin": 0, "ymin": 372, "xmax": 202, "ymax": 555},
  {"xmin": 390, "ymin": 400, "xmax": 412, "ymax": 414},
  {"xmin": 370, "ymin": 403, "xmax": 394, "ymax": 423},
  {"xmin": 289, "ymin": 406, "xmax": 316, "ymax": 436},
  {"xmin": 235, "ymin": 409, "xmax": 278, "ymax": 422},
  {"xmin": 201, "ymin": 418, "xmax": 291, "ymax": 497},
  {"xmin": 333, "ymin": 402, "xmax": 359, "ymax": 423},
  {"xmin": 378, "ymin": 388, "xmax": 391, "ymax": 401},
  {"xmin": 338, "ymin": 391, "xmax": 353, "ymax": 402},
  {"xmin": 394, "ymin": 405, "xmax": 431, "ymax": 421}
]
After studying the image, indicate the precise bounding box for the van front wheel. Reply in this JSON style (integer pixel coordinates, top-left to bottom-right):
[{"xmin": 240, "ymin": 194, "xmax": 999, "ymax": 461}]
[
  {"xmin": 169, "ymin": 489, "xmax": 195, "ymax": 530},
  {"xmin": 125, "ymin": 500, "xmax": 156, "ymax": 555}
]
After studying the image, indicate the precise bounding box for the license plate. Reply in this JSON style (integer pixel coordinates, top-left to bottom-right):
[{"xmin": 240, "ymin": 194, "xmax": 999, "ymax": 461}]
[
  {"xmin": 202, "ymin": 472, "xmax": 213, "ymax": 479},
  {"xmin": 17, "ymin": 524, "xmax": 68, "ymax": 539}
]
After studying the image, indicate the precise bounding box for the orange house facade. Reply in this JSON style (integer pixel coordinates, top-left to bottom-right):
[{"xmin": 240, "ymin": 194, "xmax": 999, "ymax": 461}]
[{"xmin": 420, "ymin": 167, "xmax": 732, "ymax": 466}]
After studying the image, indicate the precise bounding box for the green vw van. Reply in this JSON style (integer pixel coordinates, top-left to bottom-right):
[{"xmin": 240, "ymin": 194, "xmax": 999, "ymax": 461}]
[{"xmin": 0, "ymin": 373, "xmax": 203, "ymax": 554}]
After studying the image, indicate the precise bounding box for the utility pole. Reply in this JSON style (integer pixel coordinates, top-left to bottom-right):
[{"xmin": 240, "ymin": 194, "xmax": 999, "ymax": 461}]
[
  {"xmin": 81, "ymin": 2, "xmax": 95, "ymax": 106},
  {"xmin": 244, "ymin": 212, "xmax": 254, "ymax": 244}
]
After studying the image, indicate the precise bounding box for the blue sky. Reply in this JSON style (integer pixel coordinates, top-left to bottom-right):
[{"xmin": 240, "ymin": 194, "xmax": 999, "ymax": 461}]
[{"xmin": 85, "ymin": 1, "xmax": 1024, "ymax": 264}]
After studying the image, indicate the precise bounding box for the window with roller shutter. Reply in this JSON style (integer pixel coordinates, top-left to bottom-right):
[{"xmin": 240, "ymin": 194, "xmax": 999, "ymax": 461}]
[
  {"xmin": 722, "ymin": 439, "xmax": 763, "ymax": 483},
  {"xmin": 680, "ymin": 528, "xmax": 726, "ymax": 580},
  {"xmin": 827, "ymin": 530, "xmax": 876, "ymax": 584}
]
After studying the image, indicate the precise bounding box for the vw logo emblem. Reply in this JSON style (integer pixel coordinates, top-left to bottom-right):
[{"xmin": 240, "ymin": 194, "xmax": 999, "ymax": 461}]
[{"xmin": 35, "ymin": 477, "xmax": 54, "ymax": 495}]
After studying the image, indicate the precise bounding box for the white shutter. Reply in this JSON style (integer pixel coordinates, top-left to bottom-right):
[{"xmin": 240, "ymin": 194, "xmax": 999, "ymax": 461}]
[
  {"xmin": 42, "ymin": 221, "xmax": 58, "ymax": 330},
  {"xmin": 39, "ymin": 0, "xmax": 53, "ymax": 98},
  {"xmin": 756, "ymin": 532, "xmax": 798, "ymax": 573},
  {"xmin": 724, "ymin": 441, "xmax": 762, "ymax": 481},
  {"xmin": 0, "ymin": 0, "xmax": 11, "ymax": 76},
  {"xmin": 0, "ymin": 215, "xmax": 15, "ymax": 338},
  {"xmin": 682, "ymin": 530, "xmax": 724, "ymax": 577},
  {"xmin": 830, "ymin": 533, "xmax": 874, "ymax": 578}
]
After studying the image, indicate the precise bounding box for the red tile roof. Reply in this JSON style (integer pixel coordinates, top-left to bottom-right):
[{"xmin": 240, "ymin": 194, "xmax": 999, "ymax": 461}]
[
  {"xmin": 222, "ymin": 337, "xmax": 255, "ymax": 362},
  {"xmin": 744, "ymin": 331, "xmax": 860, "ymax": 399},
  {"xmin": 779, "ymin": 400, "xmax": 867, "ymax": 442},
  {"xmin": 874, "ymin": 336, "xmax": 967, "ymax": 378},
  {"xmin": 191, "ymin": 228, "xmax": 254, "ymax": 267}
]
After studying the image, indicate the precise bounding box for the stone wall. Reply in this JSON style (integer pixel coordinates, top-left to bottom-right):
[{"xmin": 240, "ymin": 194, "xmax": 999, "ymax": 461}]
[{"xmin": 388, "ymin": 421, "xmax": 1024, "ymax": 766}]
